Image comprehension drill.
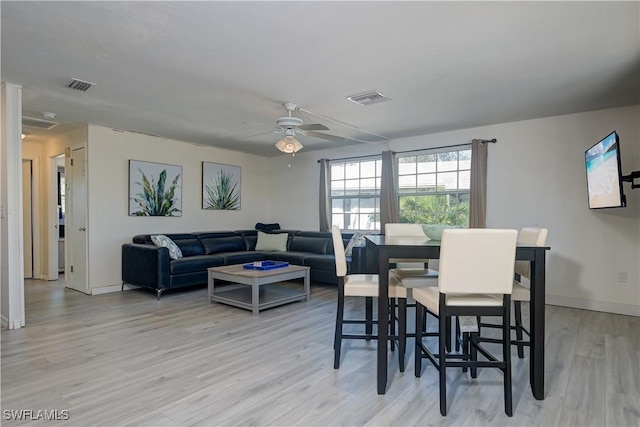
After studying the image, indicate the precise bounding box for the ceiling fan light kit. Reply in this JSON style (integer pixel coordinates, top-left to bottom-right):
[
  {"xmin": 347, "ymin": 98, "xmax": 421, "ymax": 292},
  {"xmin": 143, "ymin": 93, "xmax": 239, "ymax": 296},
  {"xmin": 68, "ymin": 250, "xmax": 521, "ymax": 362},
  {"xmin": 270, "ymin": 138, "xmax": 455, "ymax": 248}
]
[{"xmin": 275, "ymin": 128, "xmax": 303, "ymax": 154}]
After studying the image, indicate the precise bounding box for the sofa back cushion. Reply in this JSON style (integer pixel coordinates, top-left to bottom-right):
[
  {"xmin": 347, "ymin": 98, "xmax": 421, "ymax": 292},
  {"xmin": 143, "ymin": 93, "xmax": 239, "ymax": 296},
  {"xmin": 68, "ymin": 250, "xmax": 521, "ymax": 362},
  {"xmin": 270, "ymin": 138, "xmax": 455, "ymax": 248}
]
[
  {"xmin": 195, "ymin": 232, "xmax": 246, "ymax": 255},
  {"xmin": 289, "ymin": 231, "xmax": 331, "ymax": 254},
  {"xmin": 133, "ymin": 233, "xmax": 204, "ymax": 257}
]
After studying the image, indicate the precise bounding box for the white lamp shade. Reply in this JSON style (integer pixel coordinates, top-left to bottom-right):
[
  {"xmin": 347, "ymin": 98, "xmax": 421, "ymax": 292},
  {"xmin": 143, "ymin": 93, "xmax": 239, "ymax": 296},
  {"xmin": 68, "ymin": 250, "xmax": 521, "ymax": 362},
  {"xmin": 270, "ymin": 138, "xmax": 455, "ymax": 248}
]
[{"xmin": 275, "ymin": 136, "xmax": 303, "ymax": 154}]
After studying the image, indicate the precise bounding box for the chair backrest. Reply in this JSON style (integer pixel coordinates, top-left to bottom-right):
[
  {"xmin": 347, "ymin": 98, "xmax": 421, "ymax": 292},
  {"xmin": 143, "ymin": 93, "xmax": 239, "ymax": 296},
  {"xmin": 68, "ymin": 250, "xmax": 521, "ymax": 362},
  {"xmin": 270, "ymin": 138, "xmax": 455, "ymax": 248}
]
[
  {"xmin": 385, "ymin": 223, "xmax": 425, "ymax": 237},
  {"xmin": 331, "ymin": 225, "xmax": 348, "ymax": 277},
  {"xmin": 438, "ymin": 229, "xmax": 518, "ymax": 295},
  {"xmin": 515, "ymin": 227, "xmax": 548, "ymax": 279}
]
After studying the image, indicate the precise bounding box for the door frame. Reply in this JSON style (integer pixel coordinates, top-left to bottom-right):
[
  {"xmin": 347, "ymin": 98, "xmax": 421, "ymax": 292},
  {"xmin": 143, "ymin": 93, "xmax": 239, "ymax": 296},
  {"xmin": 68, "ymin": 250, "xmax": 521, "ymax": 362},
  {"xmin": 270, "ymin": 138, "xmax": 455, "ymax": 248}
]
[
  {"xmin": 21, "ymin": 156, "xmax": 41, "ymax": 279},
  {"xmin": 46, "ymin": 155, "xmax": 64, "ymax": 281}
]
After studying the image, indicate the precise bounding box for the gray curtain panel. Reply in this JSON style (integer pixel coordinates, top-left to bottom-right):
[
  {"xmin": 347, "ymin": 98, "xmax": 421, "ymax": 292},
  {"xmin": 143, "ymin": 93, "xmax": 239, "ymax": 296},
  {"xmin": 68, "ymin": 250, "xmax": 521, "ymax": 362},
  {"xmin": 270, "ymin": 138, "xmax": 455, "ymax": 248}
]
[
  {"xmin": 380, "ymin": 150, "xmax": 398, "ymax": 233},
  {"xmin": 469, "ymin": 139, "xmax": 488, "ymax": 228},
  {"xmin": 319, "ymin": 158, "xmax": 331, "ymax": 232}
]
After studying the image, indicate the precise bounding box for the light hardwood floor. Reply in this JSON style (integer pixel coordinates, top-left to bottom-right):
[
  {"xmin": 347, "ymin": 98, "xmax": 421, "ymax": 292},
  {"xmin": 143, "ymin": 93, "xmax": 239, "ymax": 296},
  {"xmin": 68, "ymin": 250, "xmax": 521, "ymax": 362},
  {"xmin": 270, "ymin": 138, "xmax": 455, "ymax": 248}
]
[{"xmin": 1, "ymin": 278, "xmax": 638, "ymax": 426}]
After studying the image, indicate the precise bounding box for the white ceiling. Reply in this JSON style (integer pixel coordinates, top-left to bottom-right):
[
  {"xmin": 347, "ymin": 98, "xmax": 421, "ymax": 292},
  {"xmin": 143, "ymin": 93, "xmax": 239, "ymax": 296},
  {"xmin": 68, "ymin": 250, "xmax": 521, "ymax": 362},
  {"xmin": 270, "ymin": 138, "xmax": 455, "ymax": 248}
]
[{"xmin": 2, "ymin": 1, "xmax": 639, "ymax": 157}]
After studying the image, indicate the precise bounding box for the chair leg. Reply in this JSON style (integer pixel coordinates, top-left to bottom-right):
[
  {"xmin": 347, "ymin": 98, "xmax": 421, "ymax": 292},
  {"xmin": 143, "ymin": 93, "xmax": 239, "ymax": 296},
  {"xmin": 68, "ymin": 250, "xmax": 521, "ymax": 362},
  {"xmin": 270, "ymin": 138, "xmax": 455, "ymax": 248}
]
[
  {"xmin": 439, "ymin": 313, "xmax": 448, "ymax": 416},
  {"xmin": 121, "ymin": 282, "xmax": 125, "ymax": 292},
  {"xmin": 421, "ymin": 306, "xmax": 428, "ymax": 333},
  {"xmin": 455, "ymin": 317, "xmax": 461, "ymax": 351},
  {"xmin": 398, "ymin": 298, "xmax": 406, "ymax": 372},
  {"xmin": 462, "ymin": 332, "xmax": 469, "ymax": 373},
  {"xmin": 503, "ymin": 303, "xmax": 513, "ymax": 417},
  {"xmin": 470, "ymin": 331, "xmax": 478, "ymax": 379},
  {"xmin": 389, "ymin": 298, "xmax": 396, "ymax": 351},
  {"xmin": 156, "ymin": 289, "xmax": 164, "ymax": 300},
  {"xmin": 334, "ymin": 288, "xmax": 345, "ymax": 369},
  {"xmin": 514, "ymin": 301, "xmax": 525, "ymax": 358},
  {"xmin": 365, "ymin": 297, "xmax": 373, "ymax": 341},
  {"xmin": 445, "ymin": 316, "xmax": 452, "ymax": 352},
  {"xmin": 415, "ymin": 302, "xmax": 424, "ymax": 377}
]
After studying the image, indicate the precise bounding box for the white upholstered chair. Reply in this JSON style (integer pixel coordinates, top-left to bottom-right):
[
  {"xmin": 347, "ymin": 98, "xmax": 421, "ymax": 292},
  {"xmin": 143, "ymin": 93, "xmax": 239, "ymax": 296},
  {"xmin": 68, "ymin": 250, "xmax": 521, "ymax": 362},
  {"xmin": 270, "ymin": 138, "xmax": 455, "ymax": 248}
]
[
  {"xmin": 385, "ymin": 223, "xmax": 439, "ymax": 282},
  {"xmin": 413, "ymin": 228, "xmax": 518, "ymax": 417},
  {"xmin": 479, "ymin": 227, "xmax": 548, "ymax": 358},
  {"xmin": 331, "ymin": 226, "xmax": 408, "ymax": 371}
]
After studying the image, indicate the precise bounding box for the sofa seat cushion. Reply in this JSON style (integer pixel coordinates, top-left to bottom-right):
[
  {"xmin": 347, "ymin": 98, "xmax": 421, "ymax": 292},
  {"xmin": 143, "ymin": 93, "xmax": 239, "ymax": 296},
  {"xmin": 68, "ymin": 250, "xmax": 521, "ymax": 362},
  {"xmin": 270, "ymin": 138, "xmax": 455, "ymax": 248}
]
[
  {"xmin": 266, "ymin": 251, "xmax": 312, "ymax": 265},
  {"xmin": 216, "ymin": 251, "xmax": 268, "ymax": 265},
  {"xmin": 170, "ymin": 255, "xmax": 224, "ymax": 275}
]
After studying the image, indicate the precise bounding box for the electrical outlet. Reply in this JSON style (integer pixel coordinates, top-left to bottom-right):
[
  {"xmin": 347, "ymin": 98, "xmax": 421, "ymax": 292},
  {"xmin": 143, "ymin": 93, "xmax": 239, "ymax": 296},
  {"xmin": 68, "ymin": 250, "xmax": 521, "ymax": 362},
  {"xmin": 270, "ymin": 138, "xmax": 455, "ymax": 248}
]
[{"xmin": 617, "ymin": 272, "xmax": 628, "ymax": 283}]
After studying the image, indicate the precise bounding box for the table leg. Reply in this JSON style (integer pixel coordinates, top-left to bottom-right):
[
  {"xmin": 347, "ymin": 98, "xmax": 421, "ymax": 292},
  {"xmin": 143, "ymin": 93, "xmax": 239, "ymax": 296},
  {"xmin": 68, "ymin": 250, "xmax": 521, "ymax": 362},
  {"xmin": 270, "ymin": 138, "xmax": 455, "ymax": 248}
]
[
  {"xmin": 304, "ymin": 270, "xmax": 310, "ymax": 301},
  {"xmin": 530, "ymin": 250, "xmax": 546, "ymax": 400},
  {"xmin": 208, "ymin": 273, "xmax": 214, "ymax": 302},
  {"xmin": 252, "ymin": 281, "xmax": 259, "ymax": 315},
  {"xmin": 377, "ymin": 248, "xmax": 390, "ymax": 395}
]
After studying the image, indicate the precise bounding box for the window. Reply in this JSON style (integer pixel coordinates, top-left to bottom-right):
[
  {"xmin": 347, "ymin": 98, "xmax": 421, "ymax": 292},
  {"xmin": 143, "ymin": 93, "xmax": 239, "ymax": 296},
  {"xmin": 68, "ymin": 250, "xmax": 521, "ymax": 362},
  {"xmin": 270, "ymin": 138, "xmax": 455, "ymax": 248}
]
[
  {"xmin": 397, "ymin": 147, "xmax": 471, "ymax": 227},
  {"xmin": 330, "ymin": 158, "xmax": 381, "ymax": 231}
]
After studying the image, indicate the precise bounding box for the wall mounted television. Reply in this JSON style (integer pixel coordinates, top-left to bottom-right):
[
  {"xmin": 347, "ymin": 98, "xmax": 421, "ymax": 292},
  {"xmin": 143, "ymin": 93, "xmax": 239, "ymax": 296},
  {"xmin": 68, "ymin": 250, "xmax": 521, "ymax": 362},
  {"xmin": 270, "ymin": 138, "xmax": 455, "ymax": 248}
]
[{"xmin": 585, "ymin": 131, "xmax": 626, "ymax": 209}]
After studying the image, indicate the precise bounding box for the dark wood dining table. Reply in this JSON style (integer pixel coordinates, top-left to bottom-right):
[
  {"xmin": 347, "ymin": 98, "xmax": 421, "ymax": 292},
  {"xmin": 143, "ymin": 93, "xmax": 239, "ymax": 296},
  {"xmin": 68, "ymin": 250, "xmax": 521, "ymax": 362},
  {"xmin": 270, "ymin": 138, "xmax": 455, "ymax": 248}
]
[{"xmin": 365, "ymin": 234, "xmax": 550, "ymax": 399}]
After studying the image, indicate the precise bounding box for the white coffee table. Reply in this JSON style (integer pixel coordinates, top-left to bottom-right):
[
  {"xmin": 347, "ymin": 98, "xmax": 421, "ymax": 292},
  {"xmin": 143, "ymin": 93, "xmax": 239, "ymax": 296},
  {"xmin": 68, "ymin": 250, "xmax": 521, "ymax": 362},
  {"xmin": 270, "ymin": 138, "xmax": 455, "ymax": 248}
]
[{"xmin": 208, "ymin": 263, "xmax": 310, "ymax": 315}]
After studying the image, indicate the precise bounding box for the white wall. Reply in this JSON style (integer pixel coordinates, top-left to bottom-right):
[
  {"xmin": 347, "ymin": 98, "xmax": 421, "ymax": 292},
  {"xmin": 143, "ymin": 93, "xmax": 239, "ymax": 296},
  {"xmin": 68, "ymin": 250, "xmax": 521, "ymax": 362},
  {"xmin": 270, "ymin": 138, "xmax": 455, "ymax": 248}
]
[
  {"xmin": 86, "ymin": 125, "xmax": 272, "ymax": 292},
  {"xmin": 270, "ymin": 105, "xmax": 640, "ymax": 315}
]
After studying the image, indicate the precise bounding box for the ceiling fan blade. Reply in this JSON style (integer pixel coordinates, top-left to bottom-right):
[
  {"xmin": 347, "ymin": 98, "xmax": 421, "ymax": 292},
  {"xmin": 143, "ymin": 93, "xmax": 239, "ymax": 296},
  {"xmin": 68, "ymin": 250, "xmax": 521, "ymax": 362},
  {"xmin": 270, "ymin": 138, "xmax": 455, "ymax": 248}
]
[
  {"xmin": 298, "ymin": 123, "xmax": 329, "ymax": 131},
  {"xmin": 304, "ymin": 131, "xmax": 346, "ymax": 143},
  {"xmin": 243, "ymin": 130, "xmax": 282, "ymax": 138}
]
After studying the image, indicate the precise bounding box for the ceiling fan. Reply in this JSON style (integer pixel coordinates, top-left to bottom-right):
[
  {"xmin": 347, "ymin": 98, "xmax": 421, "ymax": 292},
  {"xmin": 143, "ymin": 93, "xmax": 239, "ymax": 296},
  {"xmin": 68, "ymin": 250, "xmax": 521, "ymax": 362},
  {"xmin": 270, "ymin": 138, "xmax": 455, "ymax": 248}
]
[{"xmin": 246, "ymin": 102, "xmax": 353, "ymax": 153}]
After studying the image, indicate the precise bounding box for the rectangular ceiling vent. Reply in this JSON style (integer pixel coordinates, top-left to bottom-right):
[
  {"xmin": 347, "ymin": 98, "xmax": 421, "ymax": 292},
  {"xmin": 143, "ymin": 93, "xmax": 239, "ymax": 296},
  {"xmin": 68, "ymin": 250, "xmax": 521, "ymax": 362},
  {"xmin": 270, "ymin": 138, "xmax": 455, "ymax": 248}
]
[
  {"xmin": 22, "ymin": 116, "xmax": 60, "ymax": 130},
  {"xmin": 347, "ymin": 90, "xmax": 391, "ymax": 106},
  {"xmin": 66, "ymin": 78, "xmax": 96, "ymax": 92}
]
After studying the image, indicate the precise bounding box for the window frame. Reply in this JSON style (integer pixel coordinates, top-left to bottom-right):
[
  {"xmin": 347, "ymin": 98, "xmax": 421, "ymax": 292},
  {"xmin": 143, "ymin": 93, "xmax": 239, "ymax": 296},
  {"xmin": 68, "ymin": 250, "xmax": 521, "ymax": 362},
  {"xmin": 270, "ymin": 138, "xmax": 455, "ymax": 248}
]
[
  {"xmin": 396, "ymin": 145, "xmax": 472, "ymax": 227},
  {"xmin": 329, "ymin": 156, "xmax": 382, "ymax": 232}
]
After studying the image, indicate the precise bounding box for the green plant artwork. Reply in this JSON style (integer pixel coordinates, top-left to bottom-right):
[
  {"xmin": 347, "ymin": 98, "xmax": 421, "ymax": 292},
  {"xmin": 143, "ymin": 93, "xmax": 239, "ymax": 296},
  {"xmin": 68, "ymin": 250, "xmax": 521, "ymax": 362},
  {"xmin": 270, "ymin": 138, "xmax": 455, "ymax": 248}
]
[
  {"xmin": 129, "ymin": 160, "xmax": 182, "ymax": 217},
  {"xmin": 202, "ymin": 162, "xmax": 241, "ymax": 210}
]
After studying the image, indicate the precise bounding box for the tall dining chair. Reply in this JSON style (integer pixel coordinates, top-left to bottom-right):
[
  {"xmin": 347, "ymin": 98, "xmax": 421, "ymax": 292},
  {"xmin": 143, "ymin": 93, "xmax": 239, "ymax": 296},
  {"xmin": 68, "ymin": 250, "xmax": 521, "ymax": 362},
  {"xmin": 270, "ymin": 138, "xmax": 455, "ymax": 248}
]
[
  {"xmin": 413, "ymin": 228, "xmax": 518, "ymax": 416},
  {"xmin": 385, "ymin": 223, "xmax": 439, "ymax": 338},
  {"xmin": 331, "ymin": 226, "xmax": 408, "ymax": 371},
  {"xmin": 479, "ymin": 227, "xmax": 548, "ymax": 358}
]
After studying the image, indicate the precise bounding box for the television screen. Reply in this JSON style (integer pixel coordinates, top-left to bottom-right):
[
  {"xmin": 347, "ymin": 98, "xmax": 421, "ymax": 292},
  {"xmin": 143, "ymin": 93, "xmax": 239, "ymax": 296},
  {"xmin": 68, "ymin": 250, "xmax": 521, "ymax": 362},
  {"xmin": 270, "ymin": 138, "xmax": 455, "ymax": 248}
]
[{"xmin": 585, "ymin": 131, "xmax": 626, "ymax": 209}]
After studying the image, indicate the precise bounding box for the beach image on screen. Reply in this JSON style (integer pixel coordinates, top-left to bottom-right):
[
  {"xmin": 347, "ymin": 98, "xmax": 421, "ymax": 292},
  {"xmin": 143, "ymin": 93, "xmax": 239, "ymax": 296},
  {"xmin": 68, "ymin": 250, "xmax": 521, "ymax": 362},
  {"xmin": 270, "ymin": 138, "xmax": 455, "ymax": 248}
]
[{"xmin": 585, "ymin": 133, "xmax": 622, "ymax": 208}]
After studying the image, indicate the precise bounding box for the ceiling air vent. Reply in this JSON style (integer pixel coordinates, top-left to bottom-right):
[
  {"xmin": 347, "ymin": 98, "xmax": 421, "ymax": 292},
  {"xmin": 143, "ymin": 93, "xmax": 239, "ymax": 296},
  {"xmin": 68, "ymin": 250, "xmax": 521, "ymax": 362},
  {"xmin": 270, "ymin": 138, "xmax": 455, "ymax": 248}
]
[
  {"xmin": 66, "ymin": 78, "xmax": 96, "ymax": 92},
  {"xmin": 22, "ymin": 116, "xmax": 60, "ymax": 130},
  {"xmin": 346, "ymin": 90, "xmax": 391, "ymax": 106}
]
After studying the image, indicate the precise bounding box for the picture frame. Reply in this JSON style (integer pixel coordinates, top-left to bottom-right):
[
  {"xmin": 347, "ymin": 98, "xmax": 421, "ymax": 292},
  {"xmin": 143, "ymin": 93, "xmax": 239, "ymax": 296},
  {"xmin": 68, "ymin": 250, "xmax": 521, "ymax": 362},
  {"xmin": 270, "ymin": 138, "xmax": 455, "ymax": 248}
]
[
  {"xmin": 129, "ymin": 160, "xmax": 182, "ymax": 217},
  {"xmin": 202, "ymin": 162, "xmax": 241, "ymax": 210}
]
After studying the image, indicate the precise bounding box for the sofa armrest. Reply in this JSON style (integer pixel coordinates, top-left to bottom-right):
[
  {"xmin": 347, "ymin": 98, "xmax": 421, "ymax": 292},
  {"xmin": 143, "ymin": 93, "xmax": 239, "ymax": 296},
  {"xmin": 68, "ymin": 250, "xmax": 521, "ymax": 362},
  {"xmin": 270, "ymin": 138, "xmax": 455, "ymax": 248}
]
[
  {"xmin": 122, "ymin": 243, "xmax": 170, "ymax": 290},
  {"xmin": 349, "ymin": 246, "xmax": 368, "ymax": 274}
]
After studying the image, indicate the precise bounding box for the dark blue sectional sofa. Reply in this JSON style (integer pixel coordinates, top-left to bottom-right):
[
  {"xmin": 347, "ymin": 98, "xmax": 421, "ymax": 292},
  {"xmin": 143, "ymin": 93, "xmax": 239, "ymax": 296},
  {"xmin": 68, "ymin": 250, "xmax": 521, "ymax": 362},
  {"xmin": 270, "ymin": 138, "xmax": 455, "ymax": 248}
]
[{"xmin": 121, "ymin": 229, "xmax": 366, "ymax": 298}]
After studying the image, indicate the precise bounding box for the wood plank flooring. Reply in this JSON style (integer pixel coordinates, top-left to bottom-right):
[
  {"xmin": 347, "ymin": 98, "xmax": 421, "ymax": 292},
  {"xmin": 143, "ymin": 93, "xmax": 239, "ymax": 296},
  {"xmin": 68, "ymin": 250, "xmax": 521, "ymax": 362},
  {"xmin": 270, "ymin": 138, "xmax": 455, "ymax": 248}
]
[{"xmin": 1, "ymin": 278, "xmax": 638, "ymax": 426}]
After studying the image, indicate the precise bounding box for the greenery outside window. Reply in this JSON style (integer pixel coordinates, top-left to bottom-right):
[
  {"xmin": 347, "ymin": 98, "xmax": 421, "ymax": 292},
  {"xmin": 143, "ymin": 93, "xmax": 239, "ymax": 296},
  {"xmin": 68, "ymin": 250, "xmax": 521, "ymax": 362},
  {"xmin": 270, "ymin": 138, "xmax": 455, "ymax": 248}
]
[
  {"xmin": 397, "ymin": 147, "xmax": 471, "ymax": 227},
  {"xmin": 330, "ymin": 157, "xmax": 382, "ymax": 231}
]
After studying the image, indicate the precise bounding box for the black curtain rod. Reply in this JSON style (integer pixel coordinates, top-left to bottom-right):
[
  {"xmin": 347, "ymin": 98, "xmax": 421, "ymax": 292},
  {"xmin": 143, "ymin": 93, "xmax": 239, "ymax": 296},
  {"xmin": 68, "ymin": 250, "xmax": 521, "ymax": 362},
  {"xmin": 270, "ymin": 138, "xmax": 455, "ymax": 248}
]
[{"xmin": 317, "ymin": 139, "xmax": 497, "ymax": 163}]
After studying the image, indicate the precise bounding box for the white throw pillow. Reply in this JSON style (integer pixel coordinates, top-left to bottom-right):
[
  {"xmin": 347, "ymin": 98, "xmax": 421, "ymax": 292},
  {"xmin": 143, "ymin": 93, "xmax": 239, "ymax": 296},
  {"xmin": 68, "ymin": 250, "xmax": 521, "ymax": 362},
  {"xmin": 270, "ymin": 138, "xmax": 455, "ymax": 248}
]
[
  {"xmin": 255, "ymin": 231, "xmax": 288, "ymax": 252},
  {"xmin": 150, "ymin": 234, "xmax": 183, "ymax": 260}
]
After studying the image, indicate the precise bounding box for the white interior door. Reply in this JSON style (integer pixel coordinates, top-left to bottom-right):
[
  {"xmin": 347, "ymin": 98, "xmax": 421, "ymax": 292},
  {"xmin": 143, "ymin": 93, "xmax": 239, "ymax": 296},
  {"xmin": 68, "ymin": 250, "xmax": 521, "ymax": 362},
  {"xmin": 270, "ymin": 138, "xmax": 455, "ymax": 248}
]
[
  {"xmin": 67, "ymin": 146, "xmax": 88, "ymax": 293},
  {"xmin": 22, "ymin": 159, "xmax": 33, "ymax": 278}
]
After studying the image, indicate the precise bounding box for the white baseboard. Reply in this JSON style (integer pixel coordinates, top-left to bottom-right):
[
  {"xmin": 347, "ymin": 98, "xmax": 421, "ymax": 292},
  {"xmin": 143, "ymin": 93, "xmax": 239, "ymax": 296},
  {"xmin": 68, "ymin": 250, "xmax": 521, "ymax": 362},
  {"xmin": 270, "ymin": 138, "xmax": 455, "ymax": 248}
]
[
  {"xmin": 1, "ymin": 315, "xmax": 22, "ymax": 329},
  {"xmin": 91, "ymin": 284, "xmax": 127, "ymax": 295},
  {"xmin": 546, "ymin": 294, "xmax": 640, "ymax": 317}
]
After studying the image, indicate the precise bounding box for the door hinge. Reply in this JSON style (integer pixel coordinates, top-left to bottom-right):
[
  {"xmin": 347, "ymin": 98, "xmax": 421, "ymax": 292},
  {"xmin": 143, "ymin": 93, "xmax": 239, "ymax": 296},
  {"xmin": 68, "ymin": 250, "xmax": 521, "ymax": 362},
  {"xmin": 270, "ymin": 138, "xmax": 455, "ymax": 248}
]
[
  {"xmin": 70, "ymin": 265, "xmax": 74, "ymax": 273},
  {"xmin": 65, "ymin": 147, "xmax": 71, "ymax": 157},
  {"xmin": 71, "ymin": 159, "xmax": 74, "ymax": 166}
]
